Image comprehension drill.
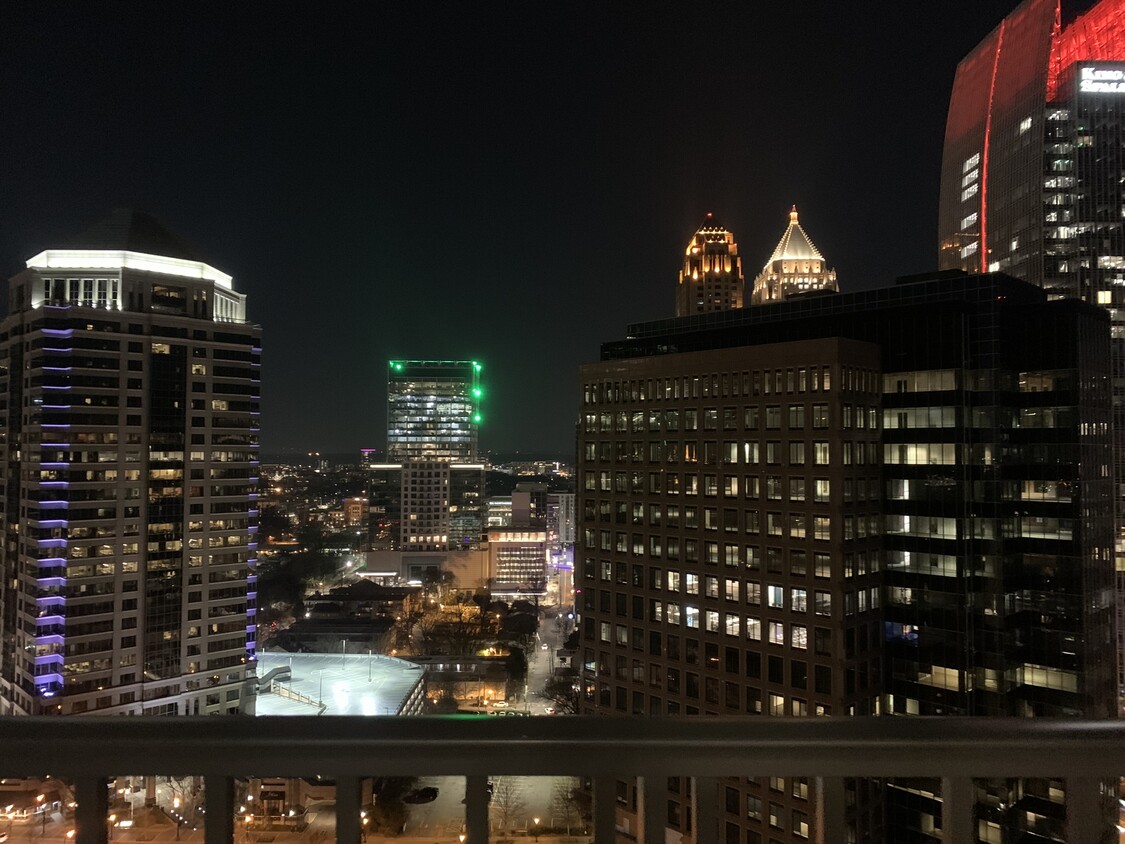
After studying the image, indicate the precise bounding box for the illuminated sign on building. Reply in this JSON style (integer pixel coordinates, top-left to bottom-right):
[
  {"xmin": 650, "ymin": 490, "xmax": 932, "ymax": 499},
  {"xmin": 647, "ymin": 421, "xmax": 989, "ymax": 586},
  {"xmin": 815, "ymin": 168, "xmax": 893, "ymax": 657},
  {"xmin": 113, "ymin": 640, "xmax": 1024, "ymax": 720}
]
[{"xmin": 1080, "ymin": 66, "xmax": 1125, "ymax": 94}]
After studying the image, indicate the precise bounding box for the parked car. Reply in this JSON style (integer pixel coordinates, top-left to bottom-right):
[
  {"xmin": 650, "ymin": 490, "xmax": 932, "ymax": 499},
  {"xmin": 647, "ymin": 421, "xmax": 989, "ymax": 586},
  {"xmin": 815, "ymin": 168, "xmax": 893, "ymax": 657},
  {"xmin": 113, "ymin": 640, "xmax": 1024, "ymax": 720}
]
[{"xmin": 403, "ymin": 787, "xmax": 439, "ymax": 804}]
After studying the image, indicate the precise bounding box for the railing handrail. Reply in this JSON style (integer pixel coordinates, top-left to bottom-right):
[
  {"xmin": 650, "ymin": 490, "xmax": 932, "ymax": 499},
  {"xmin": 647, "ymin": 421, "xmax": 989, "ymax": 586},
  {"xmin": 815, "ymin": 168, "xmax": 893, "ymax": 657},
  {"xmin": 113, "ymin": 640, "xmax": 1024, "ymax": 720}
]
[{"xmin": 2, "ymin": 715, "xmax": 1124, "ymax": 779}]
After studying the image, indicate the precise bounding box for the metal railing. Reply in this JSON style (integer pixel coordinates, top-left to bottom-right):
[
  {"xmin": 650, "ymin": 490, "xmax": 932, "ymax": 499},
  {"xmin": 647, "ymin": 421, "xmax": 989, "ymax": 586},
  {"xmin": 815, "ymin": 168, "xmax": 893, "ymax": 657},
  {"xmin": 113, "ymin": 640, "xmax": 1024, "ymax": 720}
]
[{"xmin": 2, "ymin": 716, "xmax": 1123, "ymax": 844}]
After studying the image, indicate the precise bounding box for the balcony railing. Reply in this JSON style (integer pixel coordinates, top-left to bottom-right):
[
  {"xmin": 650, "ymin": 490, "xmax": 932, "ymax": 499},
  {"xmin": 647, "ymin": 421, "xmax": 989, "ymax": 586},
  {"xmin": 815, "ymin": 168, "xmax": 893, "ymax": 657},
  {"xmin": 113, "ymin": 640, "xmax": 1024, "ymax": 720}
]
[{"xmin": 2, "ymin": 716, "xmax": 1123, "ymax": 844}]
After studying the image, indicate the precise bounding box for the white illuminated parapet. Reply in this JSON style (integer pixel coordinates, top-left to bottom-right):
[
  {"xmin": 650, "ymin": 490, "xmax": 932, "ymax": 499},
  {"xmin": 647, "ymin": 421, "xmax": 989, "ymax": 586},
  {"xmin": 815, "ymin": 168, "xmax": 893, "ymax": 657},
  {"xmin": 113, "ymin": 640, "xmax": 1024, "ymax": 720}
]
[{"xmin": 26, "ymin": 249, "xmax": 233, "ymax": 290}]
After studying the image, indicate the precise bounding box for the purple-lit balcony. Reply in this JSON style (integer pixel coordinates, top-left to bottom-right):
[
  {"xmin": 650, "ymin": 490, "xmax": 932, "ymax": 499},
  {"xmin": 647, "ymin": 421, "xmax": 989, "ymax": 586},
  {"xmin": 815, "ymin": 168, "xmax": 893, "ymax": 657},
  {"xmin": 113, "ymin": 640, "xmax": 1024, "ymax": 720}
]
[{"xmin": 2, "ymin": 717, "xmax": 1122, "ymax": 844}]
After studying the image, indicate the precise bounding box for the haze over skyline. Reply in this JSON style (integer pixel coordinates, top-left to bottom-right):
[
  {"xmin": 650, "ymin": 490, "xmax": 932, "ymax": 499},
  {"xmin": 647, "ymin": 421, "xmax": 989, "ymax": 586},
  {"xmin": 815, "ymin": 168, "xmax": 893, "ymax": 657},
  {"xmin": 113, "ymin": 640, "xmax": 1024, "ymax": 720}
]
[{"xmin": 0, "ymin": 1, "xmax": 1030, "ymax": 456}]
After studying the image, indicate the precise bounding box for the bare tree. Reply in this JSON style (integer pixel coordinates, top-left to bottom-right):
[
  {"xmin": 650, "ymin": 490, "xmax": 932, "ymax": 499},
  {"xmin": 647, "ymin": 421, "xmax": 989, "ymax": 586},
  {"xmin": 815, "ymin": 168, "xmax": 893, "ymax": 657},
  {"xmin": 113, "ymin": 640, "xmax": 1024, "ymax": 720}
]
[
  {"xmin": 543, "ymin": 671, "xmax": 580, "ymax": 714},
  {"xmin": 551, "ymin": 778, "xmax": 584, "ymax": 834},
  {"xmin": 489, "ymin": 779, "xmax": 526, "ymax": 832}
]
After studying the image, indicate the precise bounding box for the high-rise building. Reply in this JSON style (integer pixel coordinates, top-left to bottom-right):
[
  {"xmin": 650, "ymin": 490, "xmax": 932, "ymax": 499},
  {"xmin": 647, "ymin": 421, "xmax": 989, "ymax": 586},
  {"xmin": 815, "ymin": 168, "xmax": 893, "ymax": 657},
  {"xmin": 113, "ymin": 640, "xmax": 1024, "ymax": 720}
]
[
  {"xmin": 675, "ymin": 214, "xmax": 744, "ymax": 317},
  {"xmin": 749, "ymin": 207, "xmax": 839, "ymax": 305},
  {"xmin": 578, "ymin": 271, "xmax": 1115, "ymax": 842},
  {"xmin": 386, "ymin": 360, "xmax": 482, "ymax": 463},
  {"xmin": 0, "ymin": 210, "xmax": 260, "ymax": 716},
  {"xmin": 370, "ymin": 360, "xmax": 486, "ymax": 580},
  {"xmin": 546, "ymin": 492, "xmax": 576, "ymax": 546},
  {"xmin": 935, "ymin": 0, "xmax": 1125, "ymax": 691},
  {"xmin": 366, "ymin": 462, "xmax": 485, "ymax": 555}
]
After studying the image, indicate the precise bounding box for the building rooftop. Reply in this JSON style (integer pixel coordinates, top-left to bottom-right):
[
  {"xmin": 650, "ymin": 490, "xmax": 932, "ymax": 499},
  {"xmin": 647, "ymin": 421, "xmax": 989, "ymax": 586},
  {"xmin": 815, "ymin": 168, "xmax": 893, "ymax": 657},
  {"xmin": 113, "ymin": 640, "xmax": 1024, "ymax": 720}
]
[
  {"xmin": 766, "ymin": 206, "xmax": 825, "ymax": 263},
  {"xmin": 66, "ymin": 208, "xmax": 200, "ymax": 261},
  {"xmin": 254, "ymin": 651, "xmax": 424, "ymax": 716}
]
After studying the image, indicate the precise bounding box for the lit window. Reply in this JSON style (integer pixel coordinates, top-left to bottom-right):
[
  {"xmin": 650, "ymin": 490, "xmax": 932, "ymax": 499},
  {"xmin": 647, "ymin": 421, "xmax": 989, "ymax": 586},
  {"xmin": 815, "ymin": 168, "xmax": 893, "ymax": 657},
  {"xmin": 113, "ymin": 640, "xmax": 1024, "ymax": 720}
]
[
  {"xmin": 768, "ymin": 585, "xmax": 784, "ymax": 608},
  {"xmin": 768, "ymin": 622, "xmax": 784, "ymax": 645}
]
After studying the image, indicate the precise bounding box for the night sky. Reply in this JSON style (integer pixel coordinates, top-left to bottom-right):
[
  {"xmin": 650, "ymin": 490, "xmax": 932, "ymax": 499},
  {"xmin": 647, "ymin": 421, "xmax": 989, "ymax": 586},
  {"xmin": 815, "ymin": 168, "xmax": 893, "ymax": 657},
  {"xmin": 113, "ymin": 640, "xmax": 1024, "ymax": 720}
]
[{"xmin": 0, "ymin": 2, "xmax": 1026, "ymax": 458}]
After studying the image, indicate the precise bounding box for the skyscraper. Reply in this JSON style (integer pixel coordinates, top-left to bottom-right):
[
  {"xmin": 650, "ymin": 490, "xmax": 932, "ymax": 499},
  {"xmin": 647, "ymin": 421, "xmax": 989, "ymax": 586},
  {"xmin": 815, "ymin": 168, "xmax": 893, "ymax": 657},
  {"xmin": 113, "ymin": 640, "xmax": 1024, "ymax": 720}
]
[
  {"xmin": 386, "ymin": 360, "xmax": 481, "ymax": 463},
  {"xmin": 936, "ymin": 0, "xmax": 1125, "ymax": 691},
  {"xmin": 0, "ymin": 210, "xmax": 260, "ymax": 716},
  {"xmin": 578, "ymin": 271, "xmax": 1115, "ymax": 842},
  {"xmin": 675, "ymin": 214, "xmax": 744, "ymax": 317},
  {"xmin": 749, "ymin": 207, "xmax": 839, "ymax": 305},
  {"xmin": 372, "ymin": 360, "xmax": 485, "ymax": 579}
]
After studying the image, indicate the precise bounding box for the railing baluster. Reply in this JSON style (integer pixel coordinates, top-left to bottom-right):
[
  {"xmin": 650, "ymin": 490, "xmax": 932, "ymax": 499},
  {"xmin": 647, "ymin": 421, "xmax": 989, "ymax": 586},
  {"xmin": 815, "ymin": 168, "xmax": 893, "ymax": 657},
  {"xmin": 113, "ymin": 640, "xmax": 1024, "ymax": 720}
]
[
  {"xmin": 593, "ymin": 777, "xmax": 616, "ymax": 844},
  {"xmin": 641, "ymin": 775, "xmax": 664, "ymax": 844},
  {"xmin": 692, "ymin": 777, "xmax": 718, "ymax": 844},
  {"xmin": 204, "ymin": 776, "xmax": 234, "ymax": 844},
  {"xmin": 335, "ymin": 776, "xmax": 362, "ymax": 844},
  {"xmin": 464, "ymin": 775, "xmax": 490, "ymax": 844},
  {"xmin": 814, "ymin": 776, "xmax": 845, "ymax": 844},
  {"xmin": 940, "ymin": 777, "xmax": 973, "ymax": 843},
  {"xmin": 1065, "ymin": 777, "xmax": 1099, "ymax": 844},
  {"xmin": 74, "ymin": 776, "xmax": 108, "ymax": 844}
]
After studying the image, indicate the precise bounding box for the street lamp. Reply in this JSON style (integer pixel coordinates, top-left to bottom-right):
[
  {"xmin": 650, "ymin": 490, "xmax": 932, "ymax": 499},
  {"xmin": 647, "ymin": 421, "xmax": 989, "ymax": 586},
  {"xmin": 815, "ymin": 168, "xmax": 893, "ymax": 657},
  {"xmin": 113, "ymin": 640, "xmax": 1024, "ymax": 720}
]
[
  {"xmin": 173, "ymin": 797, "xmax": 182, "ymax": 841},
  {"xmin": 108, "ymin": 814, "xmax": 116, "ymax": 841},
  {"xmin": 36, "ymin": 794, "xmax": 45, "ymax": 836},
  {"xmin": 532, "ymin": 817, "xmax": 540, "ymax": 843}
]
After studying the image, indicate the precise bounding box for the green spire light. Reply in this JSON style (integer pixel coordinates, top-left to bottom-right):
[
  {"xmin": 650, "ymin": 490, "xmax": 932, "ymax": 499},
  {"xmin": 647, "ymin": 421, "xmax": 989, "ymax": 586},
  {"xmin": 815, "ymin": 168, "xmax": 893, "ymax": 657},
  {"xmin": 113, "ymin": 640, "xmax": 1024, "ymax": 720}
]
[
  {"xmin": 390, "ymin": 360, "xmax": 404, "ymax": 371},
  {"xmin": 472, "ymin": 387, "xmax": 483, "ymax": 398},
  {"xmin": 473, "ymin": 413, "xmax": 482, "ymax": 423}
]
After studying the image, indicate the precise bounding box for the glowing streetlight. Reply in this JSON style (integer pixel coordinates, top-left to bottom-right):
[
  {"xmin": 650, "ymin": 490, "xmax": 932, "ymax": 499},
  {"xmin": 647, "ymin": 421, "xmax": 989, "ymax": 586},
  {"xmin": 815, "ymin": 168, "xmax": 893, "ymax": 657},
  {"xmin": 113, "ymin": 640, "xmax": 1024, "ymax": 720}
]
[
  {"xmin": 108, "ymin": 814, "xmax": 116, "ymax": 841},
  {"xmin": 532, "ymin": 817, "xmax": 541, "ymax": 843}
]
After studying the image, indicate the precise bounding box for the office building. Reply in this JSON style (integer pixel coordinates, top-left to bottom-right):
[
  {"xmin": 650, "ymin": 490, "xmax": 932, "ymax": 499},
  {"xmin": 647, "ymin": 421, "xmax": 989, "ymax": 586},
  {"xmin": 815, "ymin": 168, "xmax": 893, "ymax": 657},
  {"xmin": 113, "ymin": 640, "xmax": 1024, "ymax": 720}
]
[
  {"xmin": 488, "ymin": 529, "xmax": 548, "ymax": 596},
  {"xmin": 366, "ymin": 462, "xmax": 485, "ymax": 554},
  {"xmin": 547, "ymin": 492, "xmax": 576, "ymax": 546},
  {"xmin": 386, "ymin": 360, "xmax": 481, "ymax": 463},
  {"xmin": 578, "ymin": 271, "xmax": 1114, "ymax": 842},
  {"xmin": 0, "ymin": 210, "xmax": 260, "ymax": 716},
  {"xmin": 370, "ymin": 359, "xmax": 486, "ymax": 581},
  {"xmin": 936, "ymin": 0, "xmax": 1125, "ymax": 686},
  {"xmin": 749, "ymin": 207, "xmax": 839, "ymax": 305},
  {"xmin": 512, "ymin": 481, "xmax": 548, "ymax": 528},
  {"xmin": 675, "ymin": 214, "xmax": 744, "ymax": 317}
]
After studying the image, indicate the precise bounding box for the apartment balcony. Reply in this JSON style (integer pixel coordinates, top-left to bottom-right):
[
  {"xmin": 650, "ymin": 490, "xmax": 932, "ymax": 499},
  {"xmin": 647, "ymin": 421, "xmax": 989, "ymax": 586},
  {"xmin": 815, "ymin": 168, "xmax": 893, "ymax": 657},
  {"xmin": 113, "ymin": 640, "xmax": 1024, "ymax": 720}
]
[{"xmin": 1, "ymin": 716, "xmax": 1122, "ymax": 844}]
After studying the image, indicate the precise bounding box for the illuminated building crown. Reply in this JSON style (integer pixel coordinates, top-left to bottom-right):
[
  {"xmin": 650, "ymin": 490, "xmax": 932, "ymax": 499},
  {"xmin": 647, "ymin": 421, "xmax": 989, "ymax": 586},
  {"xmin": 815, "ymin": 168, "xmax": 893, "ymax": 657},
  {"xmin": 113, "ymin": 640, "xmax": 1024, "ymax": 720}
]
[
  {"xmin": 675, "ymin": 212, "xmax": 744, "ymax": 316},
  {"xmin": 750, "ymin": 206, "xmax": 839, "ymax": 305}
]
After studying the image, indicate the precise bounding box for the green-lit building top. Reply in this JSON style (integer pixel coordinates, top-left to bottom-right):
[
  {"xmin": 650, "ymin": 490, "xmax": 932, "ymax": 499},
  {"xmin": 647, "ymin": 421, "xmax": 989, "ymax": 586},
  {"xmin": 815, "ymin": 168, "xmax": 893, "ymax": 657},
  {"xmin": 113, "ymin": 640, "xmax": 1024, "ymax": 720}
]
[{"xmin": 386, "ymin": 360, "xmax": 482, "ymax": 462}]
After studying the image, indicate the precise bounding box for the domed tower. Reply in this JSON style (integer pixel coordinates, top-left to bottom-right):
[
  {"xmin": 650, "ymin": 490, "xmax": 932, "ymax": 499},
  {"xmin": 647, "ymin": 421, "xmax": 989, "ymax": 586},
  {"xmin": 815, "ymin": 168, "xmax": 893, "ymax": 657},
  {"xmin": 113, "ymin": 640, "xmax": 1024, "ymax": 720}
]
[
  {"xmin": 675, "ymin": 213, "xmax": 744, "ymax": 317},
  {"xmin": 750, "ymin": 206, "xmax": 839, "ymax": 305}
]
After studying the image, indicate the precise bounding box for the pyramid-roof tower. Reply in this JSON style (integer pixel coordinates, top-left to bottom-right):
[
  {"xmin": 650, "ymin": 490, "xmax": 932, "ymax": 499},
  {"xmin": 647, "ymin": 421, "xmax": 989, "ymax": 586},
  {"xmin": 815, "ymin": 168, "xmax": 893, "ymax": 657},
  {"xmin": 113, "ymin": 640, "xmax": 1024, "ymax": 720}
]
[{"xmin": 767, "ymin": 206, "xmax": 825, "ymax": 263}]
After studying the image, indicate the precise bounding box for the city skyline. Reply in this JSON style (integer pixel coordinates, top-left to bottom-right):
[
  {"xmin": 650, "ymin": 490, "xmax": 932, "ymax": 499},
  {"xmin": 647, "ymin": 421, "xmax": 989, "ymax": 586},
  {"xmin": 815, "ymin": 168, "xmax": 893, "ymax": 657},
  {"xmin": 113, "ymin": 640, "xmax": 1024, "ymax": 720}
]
[{"xmin": 0, "ymin": 1, "xmax": 1053, "ymax": 455}]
